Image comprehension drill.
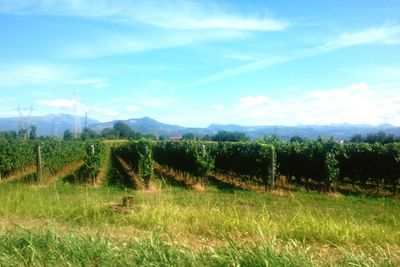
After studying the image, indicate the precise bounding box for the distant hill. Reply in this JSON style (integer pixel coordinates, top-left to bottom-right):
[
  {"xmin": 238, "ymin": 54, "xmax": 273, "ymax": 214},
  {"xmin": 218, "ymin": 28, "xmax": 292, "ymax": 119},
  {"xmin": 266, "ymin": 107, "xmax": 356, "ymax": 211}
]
[
  {"xmin": 1, "ymin": 114, "xmax": 399, "ymax": 140},
  {"xmin": 0, "ymin": 114, "xmax": 99, "ymax": 137}
]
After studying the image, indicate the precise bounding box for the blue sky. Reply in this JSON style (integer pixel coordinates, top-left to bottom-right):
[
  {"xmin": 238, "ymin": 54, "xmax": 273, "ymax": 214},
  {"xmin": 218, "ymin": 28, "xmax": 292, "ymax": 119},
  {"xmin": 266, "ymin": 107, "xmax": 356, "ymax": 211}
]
[{"xmin": 0, "ymin": 0, "xmax": 400, "ymax": 127}]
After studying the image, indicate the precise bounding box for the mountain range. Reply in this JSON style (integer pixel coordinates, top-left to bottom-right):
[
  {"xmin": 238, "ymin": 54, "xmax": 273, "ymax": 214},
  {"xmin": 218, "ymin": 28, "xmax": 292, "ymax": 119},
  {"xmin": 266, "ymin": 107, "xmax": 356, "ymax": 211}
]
[{"xmin": 0, "ymin": 113, "xmax": 399, "ymax": 140}]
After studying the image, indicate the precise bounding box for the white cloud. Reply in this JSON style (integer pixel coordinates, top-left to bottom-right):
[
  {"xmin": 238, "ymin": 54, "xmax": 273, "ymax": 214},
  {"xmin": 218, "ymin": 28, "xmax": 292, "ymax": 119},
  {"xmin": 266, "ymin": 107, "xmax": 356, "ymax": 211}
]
[
  {"xmin": 85, "ymin": 107, "xmax": 123, "ymax": 122},
  {"xmin": 317, "ymin": 24, "xmax": 400, "ymax": 51},
  {"xmin": 339, "ymin": 66, "xmax": 400, "ymax": 82},
  {"xmin": 0, "ymin": 64, "xmax": 108, "ymax": 88},
  {"xmin": 37, "ymin": 98, "xmax": 77, "ymax": 108},
  {"xmin": 126, "ymin": 105, "xmax": 139, "ymax": 111},
  {"xmin": 0, "ymin": 64, "xmax": 66, "ymax": 86},
  {"xmin": 0, "ymin": 0, "xmax": 289, "ymax": 31},
  {"xmin": 230, "ymin": 82, "xmax": 400, "ymax": 126}
]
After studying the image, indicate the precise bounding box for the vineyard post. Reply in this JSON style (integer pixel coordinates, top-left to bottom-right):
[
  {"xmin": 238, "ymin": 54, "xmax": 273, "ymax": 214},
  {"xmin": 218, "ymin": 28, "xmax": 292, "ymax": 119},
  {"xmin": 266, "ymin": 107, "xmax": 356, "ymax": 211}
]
[
  {"xmin": 36, "ymin": 145, "xmax": 43, "ymax": 182},
  {"xmin": 90, "ymin": 144, "xmax": 95, "ymax": 184},
  {"xmin": 270, "ymin": 146, "xmax": 276, "ymax": 190},
  {"xmin": 0, "ymin": 171, "xmax": 2, "ymax": 182},
  {"xmin": 201, "ymin": 144, "xmax": 207, "ymax": 186}
]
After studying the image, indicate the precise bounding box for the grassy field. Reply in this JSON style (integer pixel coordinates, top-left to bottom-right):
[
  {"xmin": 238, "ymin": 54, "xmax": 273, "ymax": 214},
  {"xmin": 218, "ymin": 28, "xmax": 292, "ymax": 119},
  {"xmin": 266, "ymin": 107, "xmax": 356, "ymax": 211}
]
[{"xmin": 0, "ymin": 158, "xmax": 399, "ymax": 266}]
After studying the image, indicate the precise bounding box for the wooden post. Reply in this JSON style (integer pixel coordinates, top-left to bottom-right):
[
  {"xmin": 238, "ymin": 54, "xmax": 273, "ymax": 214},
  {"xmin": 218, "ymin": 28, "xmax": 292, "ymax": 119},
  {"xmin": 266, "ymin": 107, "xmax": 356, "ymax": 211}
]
[
  {"xmin": 90, "ymin": 145, "xmax": 95, "ymax": 184},
  {"xmin": 270, "ymin": 146, "xmax": 276, "ymax": 190},
  {"xmin": 122, "ymin": 196, "xmax": 134, "ymax": 208},
  {"xmin": 0, "ymin": 171, "xmax": 2, "ymax": 182},
  {"xmin": 36, "ymin": 145, "xmax": 43, "ymax": 182},
  {"xmin": 201, "ymin": 144, "xmax": 207, "ymax": 186}
]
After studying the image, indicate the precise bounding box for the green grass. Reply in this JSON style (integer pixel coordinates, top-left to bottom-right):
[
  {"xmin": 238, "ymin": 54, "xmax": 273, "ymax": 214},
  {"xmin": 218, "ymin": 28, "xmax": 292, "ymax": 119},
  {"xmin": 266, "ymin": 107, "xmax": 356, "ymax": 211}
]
[{"xmin": 0, "ymin": 172, "xmax": 399, "ymax": 266}]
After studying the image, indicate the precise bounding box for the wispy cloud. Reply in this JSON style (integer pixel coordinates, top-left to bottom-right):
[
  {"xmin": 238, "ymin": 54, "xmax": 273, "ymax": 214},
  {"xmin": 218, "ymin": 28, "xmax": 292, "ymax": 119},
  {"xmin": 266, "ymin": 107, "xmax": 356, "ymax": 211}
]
[
  {"xmin": 176, "ymin": 24, "xmax": 400, "ymax": 88},
  {"xmin": 0, "ymin": 0, "xmax": 289, "ymax": 31},
  {"xmin": 339, "ymin": 65, "xmax": 400, "ymax": 81},
  {"xmin": 0, "ymin": 64, "xmax": 108, "ymax": 88},
  {"xmin": 62, "ymin": 30, "xmax": 246, "ymax": 59},
  {"xmin": 315, "ymin": 24, "xmax": 400, "ymax": 52}
]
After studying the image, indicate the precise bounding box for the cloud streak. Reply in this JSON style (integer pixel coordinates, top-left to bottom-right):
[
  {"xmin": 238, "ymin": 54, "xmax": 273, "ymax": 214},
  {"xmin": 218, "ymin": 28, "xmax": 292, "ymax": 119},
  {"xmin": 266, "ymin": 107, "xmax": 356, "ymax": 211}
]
[
  {"xmin": 0, "ymin": 0, "xmax": 289, "ymax": 31},
  {"xmin": 0, "ymin": 64, "xmax": 108, "ymax": 89},
  {"xmin": 62, "ymin": 30, "xmax": 246, "ymax": 59},
  {"xmin": 176, "ymin": 24, "xmax": 400, "ymax": 88}
]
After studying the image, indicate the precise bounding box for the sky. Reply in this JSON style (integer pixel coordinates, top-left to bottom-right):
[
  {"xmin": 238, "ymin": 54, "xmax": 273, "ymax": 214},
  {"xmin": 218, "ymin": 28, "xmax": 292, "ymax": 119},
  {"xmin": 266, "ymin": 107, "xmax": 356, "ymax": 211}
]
[{"xmin": 0, "ymin": 0, "xmax": 400, "ymax": 127}]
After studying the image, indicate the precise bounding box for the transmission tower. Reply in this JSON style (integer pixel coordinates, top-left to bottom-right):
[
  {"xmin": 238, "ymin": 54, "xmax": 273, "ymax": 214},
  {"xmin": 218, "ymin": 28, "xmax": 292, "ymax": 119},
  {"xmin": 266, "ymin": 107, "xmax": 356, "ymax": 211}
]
[{"xmin": 17, "ymin": 105, "xmax": 34, "ymax": 140}]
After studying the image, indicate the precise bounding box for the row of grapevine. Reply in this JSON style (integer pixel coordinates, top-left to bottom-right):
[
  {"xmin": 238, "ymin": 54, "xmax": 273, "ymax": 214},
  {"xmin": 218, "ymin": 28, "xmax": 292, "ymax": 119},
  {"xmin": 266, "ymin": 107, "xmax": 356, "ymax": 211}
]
[
  {"xmin": 0, "ymin": 139, "xmax": 86, "ymax": 179},
  {"xmin": 153, "ymin": 141, "xmax": 214, "ymax": 182},
  {"xmin": 113, "ymin": 139, "xmax": 154, "ymax": 188},
  {"xmin": 338, "ymin": 142, "xmax": 400, "ymax": 193},
  {"xmin": 271, "ymin": 139, "xmax": 339, "ymax": 191},
  {"xmin": 0, "ymin": 139, "xmax": 35, "ymax": 177},
  {"xmin": 265, "ymin": 138, "xmax": 400, "ymax": 193},
  {"xmin": 114, "ymin": 138, "xmax": 400, "ymax": 194},
  {"xmin": 78, "ymin": 140, "xmax": 107, "ymax": 183},
  {"xmin": 209, "ymin": 142, "xmax": 276, "ymax": 188},
  {"xmin": 0, "ymin": 139, "xmax": 108, "ymax": 183},
  {"xmin": 40, "ymin": 140, "xmax": 86, "ymax": 175},
  {"xmin": 122, "ymin": 140, "xmax": 274, "ymax": 188}
]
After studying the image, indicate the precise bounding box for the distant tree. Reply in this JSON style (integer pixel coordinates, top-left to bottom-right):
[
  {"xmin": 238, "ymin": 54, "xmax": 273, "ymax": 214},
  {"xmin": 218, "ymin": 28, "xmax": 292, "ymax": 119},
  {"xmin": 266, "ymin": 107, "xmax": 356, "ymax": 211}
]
[
  {"xmin": 100, "ymin": 127, "xmax": 118, "ymax": 139},
  {"xmin": 0, "ymin": 131, "xmax": 17, "ymax": 139},
  {"xmin": 63, "ymin": 129, "xmax": 73, "ymax": 140},
  {"xmin": 29, "ymin": 125, "xmax": 37, "ymax": 140},
  {"xmin": 350, "ymin": 134, "xmax": 363, "ymax": 143},
  {"xmin": 113, "ymin": 121, "xmax": 132, "ymax": 139},
  {"xmin": 290, "ymin": 135, "xmax": 305, "ymax": 143},
  {"xmin": 80, "ymin": 127, "xmax": 99, "ymax": 140},
  {"xmin": 202, "ymin": 134, "xmax": 212, "ymax": 141},
  {"xmin": 143, "ymin": 134, "xmax": 157, "ymax": 140},
  {"xmin": 182, "ymin": 133, "xmax": 196, "ymax": 140},
  {"xmin": 350, "ymin": 131, "xmax": 399, "ymax": 144},
  {"xmin": 158, "ymin": 135, "xmax": 167, "ymax": 141},
  {"xmin": 212, "ymin": 131, "xmax": 249, "ymax": 142}
]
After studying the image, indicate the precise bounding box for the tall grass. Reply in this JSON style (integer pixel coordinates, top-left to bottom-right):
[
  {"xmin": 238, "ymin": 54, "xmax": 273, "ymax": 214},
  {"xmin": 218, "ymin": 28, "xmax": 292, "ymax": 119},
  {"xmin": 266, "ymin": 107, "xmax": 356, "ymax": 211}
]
[
  {"xmin": 0, "ymin": 227, "xmax": 398, "ymax": 266},
  {"xmin": 0, "ymin": 174, "xmax": 399, "ymax": 266}
]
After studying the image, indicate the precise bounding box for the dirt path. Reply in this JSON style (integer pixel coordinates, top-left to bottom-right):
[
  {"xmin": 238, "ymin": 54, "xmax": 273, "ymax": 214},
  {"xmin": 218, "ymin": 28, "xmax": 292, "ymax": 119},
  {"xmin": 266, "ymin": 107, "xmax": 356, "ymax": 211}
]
[
  {"xmin": 154, "ymin": 164, "xmax": 205, "ymax": 191},
  {"xmin": 0, "ymin": 161, "xmax": 84, "ymax": 186},
  {"xmin": 0, "ymin": 166, "xmax": 36, "ymax": 184},
  {"xmin": 93, "ymin": 146, "xmax": 111, "ymax": 188},
  {"xmin": 115, "ymin": 155, "xmax": 143, "ymax": 189},
  {"xmin": 208, "ymin": 173, "xmax": 279, "ymax": 194}
]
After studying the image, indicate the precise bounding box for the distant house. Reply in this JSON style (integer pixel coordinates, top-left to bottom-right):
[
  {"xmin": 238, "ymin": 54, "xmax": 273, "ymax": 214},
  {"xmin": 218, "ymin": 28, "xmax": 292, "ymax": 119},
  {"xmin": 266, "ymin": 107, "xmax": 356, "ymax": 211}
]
[{"xmin": 168, "ymin": 135, "xmax": 182, "ymax": 141}]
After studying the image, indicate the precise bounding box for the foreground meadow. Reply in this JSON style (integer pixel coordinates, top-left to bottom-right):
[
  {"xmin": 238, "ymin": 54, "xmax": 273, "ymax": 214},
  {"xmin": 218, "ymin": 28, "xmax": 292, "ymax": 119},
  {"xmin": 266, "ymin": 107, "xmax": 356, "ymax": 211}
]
[{"xmin": 0, "ymin": 173, "xmax": 399, "ymax": 266}]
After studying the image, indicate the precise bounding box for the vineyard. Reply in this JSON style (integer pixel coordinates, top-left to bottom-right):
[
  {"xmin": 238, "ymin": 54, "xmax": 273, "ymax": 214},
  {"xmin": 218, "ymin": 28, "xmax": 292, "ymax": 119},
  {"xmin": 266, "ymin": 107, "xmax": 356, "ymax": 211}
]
[
  {"xmin": 114, "ymin": 138, "xmax": 400, "ymax": 196},
  {"xmin": 0, "ymin": 137, "xmax": 400, "ymax": 266}
]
